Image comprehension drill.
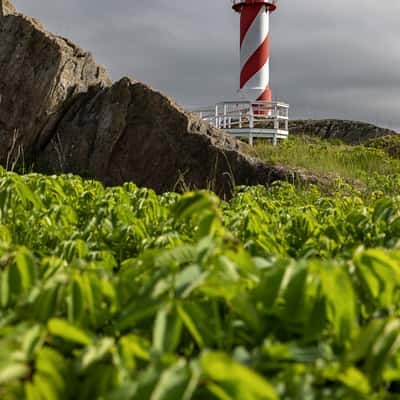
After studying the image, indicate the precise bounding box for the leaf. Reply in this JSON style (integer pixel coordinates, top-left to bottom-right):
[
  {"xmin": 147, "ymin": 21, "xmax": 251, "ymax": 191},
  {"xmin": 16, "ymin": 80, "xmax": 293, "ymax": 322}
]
[
  {"xmin": 252, "ymin": 260, "xmax": 289, "ymax": 310},
  {"xmin": 0, "ymin": 268, "xmax": 10, "ymax": 307},
  {"xmin": 68, "ymin": 278, "xmax": 84, "ymax": 323},
  {"xmin": 201, "ymin": 352, "xmax": 278, "ymax": 400},
  {"xmin": 80, "ymin": 338, "xmax": 115, "ymax": 370},
  {"xmin": 35, "ymin": 347, "xmax": 68, "ymax": 396},
  {"xmin": 35, "ymin": 286, "xmax": 59, "ymax": 322},
  {"xmin": 372, "ymin": 198, "xmax": 395, "ymax": 223},
  {"xmin": 0, "ymin": 363, "xmax": 29, "ymax": 384},
  {"xmin": 319, "ymin": 264, "xmax": 357, "ymax": 343},
  {"xmin": 15, "ymin": 249, "xmax": 36, "ymax": 290},
  {"xmin": 350, "ymin": 318, "xmax": 386, "ymax": 363},
  {"xmin": 207, "ymin": 383, "xmax": 232, "ymax": 400},
  {"xmin": 22, "ymin": 325, "xmax": 42, "ymax": 360},
  {"xmin": 153, "ymin": 305, "xmax": 182, "ymax": 353},
  {"xmin": 143, "ymin": 245, "xmax": 198, "ymax": 271},
  {"xmin": 174, "ymin": 264, "xmax": 204, "ymax": 298},
  {"xmin": 231, "ymin": 293, "xmax": 262, "ymax": 335},
  {"xmin": 9, "ymin": 262, "xmax": 22, "ymax": 298},
  {"xmin": 177, "ymin": 304, "xmax": 205, "ymax": 348},
  {"xmin": 197, "ymin": 212, "xmax": 221, "ymax": 238},
  {"xmin": 337, "ymin": 367, "xmax": 371, "ymax": 395},
  {"xmin": 354, "ymin": 249, "xmax": 400, "ymax": 309},
  {"xmin": 14, "ymin": 178, "xmax": 43, "ymax": 210},
  {"xmin": 79, "ymin": 364, "xmax": 116, "ymax": 400},
  {"xmin": 116, "ymin": 301, "xmax": 161, "ymax": 331},
  {"xmin": 80, "ymin": 274, "xmax": 96, "ymax": 325},
  {"xmin": 173, "ymin": 192, "xmax": 219, "ymax": 221},
  {"xmin": 365, "ymin": 319, "xmax": 400, "ymax": 386},
  {"xmin": 48, "ymin": 318, "xmax": 92, "ymax": 345},
  {"xmin": 34, "ymin": 372, "xmax": 59, "ymax": 400},
  {"xmin": 305, "ymin": 296, "xmax": 327, "ymax": 339},
  {"xmin": 25, "ymin": 382, "xmax": 42, "ymax": 400},
  {"xmin": 279, "ymin": 261, "xmax": 309, "ymax": 323},
  {"xmin": 150, "ymin": 359, "xmax": 191, "ymax": 400},
  {"xmin": 106, "ymin": 382, "xmax": 138, "ymax": 400},
  {"xmin": 119, "ymin": 335, "xmax": 151, "ymax": 363}
]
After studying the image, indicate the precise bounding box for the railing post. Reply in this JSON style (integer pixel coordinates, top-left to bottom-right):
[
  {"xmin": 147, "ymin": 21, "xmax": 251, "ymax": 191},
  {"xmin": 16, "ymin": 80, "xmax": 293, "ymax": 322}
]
[
  {"xmin": 223, "ymin": 104, "xmax": 227, "ymax": 129},
  {"xmin": 274, "ymin": 104, "xmax": 279, "ymax": 130},
  {"xmin": 285, "ymin": 106, "xmax": 289, "ymax": 132},
  {"xmin": 272, "ymin": 103, "xmax": 279, "ymax": 146},
  {"xmin": 249, "ymin": 103, "xmax": 255, "ymax": 146}
]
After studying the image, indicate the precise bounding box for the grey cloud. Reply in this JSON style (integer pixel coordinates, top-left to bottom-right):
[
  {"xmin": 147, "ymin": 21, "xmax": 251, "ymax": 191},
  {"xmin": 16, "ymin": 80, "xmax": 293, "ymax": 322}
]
[{"xmin": 13, "ymin": 0, "xmax": 400, "ymax": 130}]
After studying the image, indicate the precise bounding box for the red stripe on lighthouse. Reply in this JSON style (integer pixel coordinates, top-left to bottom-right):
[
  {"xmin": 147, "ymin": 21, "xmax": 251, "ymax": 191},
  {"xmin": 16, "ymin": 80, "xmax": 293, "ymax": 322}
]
[{"xmin": 257, "ymin": 86, "xmax": 272, "ymax": 101}]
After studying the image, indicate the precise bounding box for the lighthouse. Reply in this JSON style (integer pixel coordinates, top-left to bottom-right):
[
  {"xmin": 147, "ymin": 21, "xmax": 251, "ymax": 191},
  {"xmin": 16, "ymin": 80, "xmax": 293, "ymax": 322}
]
[
  {"xmin": 232, "ymin": 0, "xmax": 276, "ymax": 102},
  {"xmin": 194, "ymin": 0, "xmax": 288, "ymax": 146}
]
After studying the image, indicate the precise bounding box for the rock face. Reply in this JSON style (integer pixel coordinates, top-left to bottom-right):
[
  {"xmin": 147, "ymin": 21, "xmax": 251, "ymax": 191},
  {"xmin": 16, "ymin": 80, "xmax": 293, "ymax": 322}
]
[
  {"xmin": 37, "ymin": 78, "xmax": 303, "ymax": 194},
  {"xmin": 0, "ymin": 1, "xmax": 111, "ymax": 166},
  {"xmin": 0, "ymin": 0, "xmax": 326, "ymax": 195},
  {"xmin": 289, "ymin": 119, "xmax": 398, "ymax": 145}
]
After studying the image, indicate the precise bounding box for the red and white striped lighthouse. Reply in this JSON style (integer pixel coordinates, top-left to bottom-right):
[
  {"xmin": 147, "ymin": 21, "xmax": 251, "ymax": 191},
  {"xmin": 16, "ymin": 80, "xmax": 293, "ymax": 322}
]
[
  {"xmin": 232, "ymin": 0, "xmax": 277, "ymax": 102},
  {"xmin": 194, "ymin": 0, "xmax": 289, "ymax": 145}
]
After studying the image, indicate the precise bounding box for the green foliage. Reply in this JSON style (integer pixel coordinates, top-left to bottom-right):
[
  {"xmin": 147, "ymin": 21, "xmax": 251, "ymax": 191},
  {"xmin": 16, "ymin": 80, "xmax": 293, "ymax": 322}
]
[
  {"xmin": 2, "ymin": 168, "xmax": 400, "ymax": 398},
  {"xmin": 366, "ymin": 135, "xmax": 400, "ymax": 159},
  {"xmin": 254, "ymin": 136, "xmax": 400, "ymax": 188}
]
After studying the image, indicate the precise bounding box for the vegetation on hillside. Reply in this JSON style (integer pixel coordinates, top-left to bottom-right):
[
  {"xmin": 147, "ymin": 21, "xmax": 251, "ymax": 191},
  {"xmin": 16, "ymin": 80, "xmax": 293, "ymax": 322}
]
[
  {"xmin": 255, "ymin": 136, "xmax": 400, "ymax": 186},
  {"xmin": 366, "ymin": 135, "xmax": 400, "ymax": 160},
  {"xmin": 1, "ymin": 165, "xmax": 400, "ymax": 399}
]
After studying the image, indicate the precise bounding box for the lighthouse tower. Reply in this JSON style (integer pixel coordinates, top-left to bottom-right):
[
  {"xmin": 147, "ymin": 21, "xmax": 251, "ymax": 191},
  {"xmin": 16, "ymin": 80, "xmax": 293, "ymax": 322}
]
[
  {"xmin": 193, "ymin": 0, "xmax": 288, "ymax": 146},
  {"xmin": 232, "ymin": 0, "xmax": 276, "ymax": 102}
]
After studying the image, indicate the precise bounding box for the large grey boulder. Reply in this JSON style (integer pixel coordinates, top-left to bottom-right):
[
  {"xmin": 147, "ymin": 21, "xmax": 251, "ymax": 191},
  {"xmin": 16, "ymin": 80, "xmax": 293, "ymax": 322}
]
[
  {"xmin": 0, "ymin": 0, "xmax": 111, "ymax": 166},
  {"xmin": 37, "ymin": 77, "xmax": 300, "ymax": 194}
]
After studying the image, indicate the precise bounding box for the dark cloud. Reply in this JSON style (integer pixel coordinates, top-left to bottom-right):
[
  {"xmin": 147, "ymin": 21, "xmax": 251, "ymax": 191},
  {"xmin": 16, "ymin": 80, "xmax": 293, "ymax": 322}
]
[{"xmin": 13, "ymin": 0, "xmax": 400, "ymax": 130}]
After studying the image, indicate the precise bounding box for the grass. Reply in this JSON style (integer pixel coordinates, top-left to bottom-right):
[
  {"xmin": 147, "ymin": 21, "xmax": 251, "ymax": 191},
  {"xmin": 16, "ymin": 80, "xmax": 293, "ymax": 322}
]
[{"xmin": 254, "ymin": 135, "xmax": 400, "ymax": 183}]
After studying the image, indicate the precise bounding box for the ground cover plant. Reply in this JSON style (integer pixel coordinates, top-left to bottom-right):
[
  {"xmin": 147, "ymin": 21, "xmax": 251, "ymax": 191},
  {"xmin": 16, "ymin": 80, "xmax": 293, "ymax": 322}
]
[
  {"xmin": 366, "ymin": 135, "xmax": 400, "ymax": 160},
  {"xmin": 254, "ymin": 136, "xmax": 400, "ymax": 185},
  {"xmin": 2, "ymin": 167, "xmax": 400, "ymax": 399}
]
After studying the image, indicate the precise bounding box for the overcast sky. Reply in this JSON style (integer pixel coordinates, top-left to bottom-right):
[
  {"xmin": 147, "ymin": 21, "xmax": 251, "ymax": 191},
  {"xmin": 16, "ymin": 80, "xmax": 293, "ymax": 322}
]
[{"xmin": 13, "ymin": 0, "xmax": 400, "ymax": 130}]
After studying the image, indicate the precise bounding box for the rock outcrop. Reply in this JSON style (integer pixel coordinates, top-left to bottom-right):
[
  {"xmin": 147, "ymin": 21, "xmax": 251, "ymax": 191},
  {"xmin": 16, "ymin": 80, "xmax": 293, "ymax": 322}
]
[
  {"xmin": 37, "ymin": 77, "xmax": 305, "ymax": 194},
  {"xmin": 289, "ymin": 119, "xmax": 398, "ymax": 145},
  {"xmin": 0, "ymin": 0, "xmax": 326, "ymax": 195},
  {"xmin": 0, "ymin": 1, "xmax": 111, "ymax": 166}
]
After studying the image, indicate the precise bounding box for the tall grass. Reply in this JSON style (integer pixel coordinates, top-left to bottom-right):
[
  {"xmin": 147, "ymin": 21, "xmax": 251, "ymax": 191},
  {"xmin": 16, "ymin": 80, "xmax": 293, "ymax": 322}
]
[{"xmin": 254, "ymin": 136, "xmax": 400, "ymax": 182}]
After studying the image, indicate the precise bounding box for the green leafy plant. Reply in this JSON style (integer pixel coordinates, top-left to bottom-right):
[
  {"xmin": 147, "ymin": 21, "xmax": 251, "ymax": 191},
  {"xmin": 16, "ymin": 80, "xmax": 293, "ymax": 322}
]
[{"xmin": 1, "ymin": 167, "xmax": 400, "ymax": 398}]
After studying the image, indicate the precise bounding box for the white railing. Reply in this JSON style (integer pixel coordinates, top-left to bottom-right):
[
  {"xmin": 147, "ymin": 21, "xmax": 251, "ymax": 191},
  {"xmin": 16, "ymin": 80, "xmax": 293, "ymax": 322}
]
[{"xmin": 193, "ymin": 100, "xmax": 289, "ymax": 146}]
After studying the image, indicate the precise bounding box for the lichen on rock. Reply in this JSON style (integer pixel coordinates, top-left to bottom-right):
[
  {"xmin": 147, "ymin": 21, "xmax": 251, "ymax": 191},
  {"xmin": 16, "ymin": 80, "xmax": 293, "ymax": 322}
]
[{"xmin": 0, "ymin": 0, "xmax": 16, "ymax": 17}]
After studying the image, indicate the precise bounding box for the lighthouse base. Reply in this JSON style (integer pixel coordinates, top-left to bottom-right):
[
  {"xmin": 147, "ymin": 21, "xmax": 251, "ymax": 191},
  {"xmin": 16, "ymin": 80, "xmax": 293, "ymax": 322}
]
[{"xmin": 193, "ymin": 100, "xmax": 289, "ymax": 146}]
